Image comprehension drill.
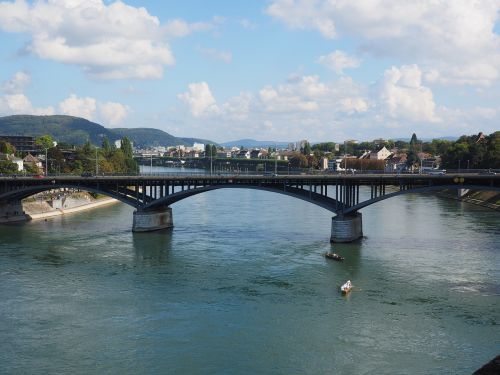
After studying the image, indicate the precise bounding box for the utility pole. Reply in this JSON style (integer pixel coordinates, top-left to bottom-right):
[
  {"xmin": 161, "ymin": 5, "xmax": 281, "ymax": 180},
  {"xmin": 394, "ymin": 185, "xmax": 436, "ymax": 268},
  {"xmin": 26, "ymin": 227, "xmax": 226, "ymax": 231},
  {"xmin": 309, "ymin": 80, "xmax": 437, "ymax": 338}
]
[
  {"xmin": 274, "ymin": 144, "xmax": 277, "ymax": 174},
  {"xmin": 344, "ymin": 140, "xmax": 347, "ymax": 175},
  {"xmin": 45, "ymin": 148, "xmax": 48, "ymax": 175},
  {"xmin": 95, "ymin": 147, "xmax": 99, "ymax": 175},
  {"xmin": 210, "ymin": 145, "xmax": 213, "ymax": 176}
]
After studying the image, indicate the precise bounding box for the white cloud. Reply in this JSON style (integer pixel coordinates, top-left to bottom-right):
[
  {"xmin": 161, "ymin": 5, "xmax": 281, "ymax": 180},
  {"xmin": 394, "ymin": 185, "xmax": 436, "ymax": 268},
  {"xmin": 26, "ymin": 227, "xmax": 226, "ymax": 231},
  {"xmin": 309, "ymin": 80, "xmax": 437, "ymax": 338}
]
[
  {"xmin": 1, "ymin": 71, "xmax": 31, "ymax": 94},
  {"xmin": 98, "ymin": 101, "xmax": 131, "ymax": 126},
  {"xmin": 267, "ymin": 0, "xmax": 500, "ymax": 86},
  {"xmin": 0, "ymin": 72, "xmax": 54, "ymax": 115},
  {"xmin": 58, "ymin": 94, "xmax": 97, "ymax": 120},
  {"xmin": 0, "ymin": 93, "xmax": 54, "ymax": 116},
  {"xmin": 177, "ymin": 82, "xmax": 220, "ymax": 117},
  {"xmin": 376, "ymin": 64, "xmax": 438, "ymax": 123},
  {"xmin": 318, "ymin": 50, "xmax": 360, "ymax": 74},
  {"xmin": 0, "ymin": 0, "xmax": 217, "ymax": 80}
]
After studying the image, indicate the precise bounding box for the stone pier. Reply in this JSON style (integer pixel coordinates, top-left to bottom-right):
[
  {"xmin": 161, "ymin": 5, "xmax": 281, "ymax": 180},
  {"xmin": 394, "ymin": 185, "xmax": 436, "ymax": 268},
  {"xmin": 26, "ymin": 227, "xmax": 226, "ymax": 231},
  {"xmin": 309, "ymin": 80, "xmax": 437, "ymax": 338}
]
[
  {"xmin": 132, "ymin": 206, "xmax": 173, "ymax": 232},
  {"xmin": 330, "ymin": 212, "xmax": 363, "ymax": 243},
  {"xmin": 0, "ymin": 199, "xmax": 28, "ymax": 223}
]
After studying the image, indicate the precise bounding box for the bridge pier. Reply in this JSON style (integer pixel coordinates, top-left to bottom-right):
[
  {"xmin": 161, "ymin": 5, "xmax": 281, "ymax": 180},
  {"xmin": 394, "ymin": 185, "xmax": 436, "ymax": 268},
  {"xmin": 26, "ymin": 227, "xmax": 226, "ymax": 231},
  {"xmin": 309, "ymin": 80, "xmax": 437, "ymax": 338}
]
[
  {"xmin": 0, "ymin": 199, "xmax": 28, "ymax": 223},
  {"xmin": 330, "ymin": 212, "xmax": 363, "ymax": 243},
  {"xmin": 132, "ymin": 206, "xmax": 173, "ymax": 232}
]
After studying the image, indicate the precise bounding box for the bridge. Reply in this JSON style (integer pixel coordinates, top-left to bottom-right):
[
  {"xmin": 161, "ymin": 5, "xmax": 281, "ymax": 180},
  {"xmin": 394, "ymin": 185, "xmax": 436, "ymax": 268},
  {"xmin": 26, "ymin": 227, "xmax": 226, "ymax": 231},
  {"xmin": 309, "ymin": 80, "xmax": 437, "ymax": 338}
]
[{"xmin": 1, "ymin": 173, "xmax": 499, "ymax": 242}]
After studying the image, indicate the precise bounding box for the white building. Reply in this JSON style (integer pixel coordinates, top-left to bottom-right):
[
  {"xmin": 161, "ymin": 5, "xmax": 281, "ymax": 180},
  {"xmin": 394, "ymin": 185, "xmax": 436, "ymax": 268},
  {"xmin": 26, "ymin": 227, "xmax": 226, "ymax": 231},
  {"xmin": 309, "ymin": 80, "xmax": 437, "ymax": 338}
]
[
  {"xmin": 192, "ymin": 143, "xmax": 205, "ymax": 152},
  {"xmin": 370, "ymin": 146, "xmax": 391, "ymax": 160}
]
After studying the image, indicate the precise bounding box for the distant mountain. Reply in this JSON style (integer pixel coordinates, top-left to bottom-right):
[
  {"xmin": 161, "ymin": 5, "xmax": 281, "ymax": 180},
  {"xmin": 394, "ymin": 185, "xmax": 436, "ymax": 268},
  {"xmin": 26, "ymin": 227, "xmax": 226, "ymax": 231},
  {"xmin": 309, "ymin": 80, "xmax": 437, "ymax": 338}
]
[
  {"xmin": 180, "ymin": 137, "xmax": 219, "ymax": 146},
  {"xmin": 0, "ymin": 115, "xmax": 219, "ymax": 148},
  {"xmin": 112, "ymin": 128, "xmax": 187, "ymax": 148},
  {"xmin": 0, "ymin": 115, "xmax": 119, "ymax": 145},
  {"xmin": 220, "ymin": 139, "xmax": 289, "ymax": 148}
]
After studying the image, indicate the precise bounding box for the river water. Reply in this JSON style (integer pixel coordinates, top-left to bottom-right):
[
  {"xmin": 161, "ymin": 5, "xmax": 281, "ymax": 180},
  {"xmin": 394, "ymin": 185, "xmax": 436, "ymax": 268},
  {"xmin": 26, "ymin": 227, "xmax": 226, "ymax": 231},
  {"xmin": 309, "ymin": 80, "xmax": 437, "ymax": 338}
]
[{"xmin": 0, "ymin": 168, "xmax": 498, "ymax": 374}]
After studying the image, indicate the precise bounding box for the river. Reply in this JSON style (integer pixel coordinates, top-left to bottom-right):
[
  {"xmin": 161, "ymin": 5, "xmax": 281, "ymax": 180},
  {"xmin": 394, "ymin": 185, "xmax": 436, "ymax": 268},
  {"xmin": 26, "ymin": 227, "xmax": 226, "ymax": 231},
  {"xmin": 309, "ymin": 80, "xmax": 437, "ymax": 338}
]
[{"xmin": 0, "ymin": 167, "xmax": 498, "ymax": 374}]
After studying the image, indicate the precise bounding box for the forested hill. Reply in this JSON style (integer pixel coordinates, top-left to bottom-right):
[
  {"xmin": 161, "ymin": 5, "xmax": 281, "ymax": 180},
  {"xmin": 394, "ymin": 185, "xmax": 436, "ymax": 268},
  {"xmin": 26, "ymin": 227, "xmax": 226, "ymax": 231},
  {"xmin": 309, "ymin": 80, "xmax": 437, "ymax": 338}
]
[
  {"xmin": 0, "ymin": 115, "xmax": 118, "ymax": 145},
  {"xmin": 0, "ymin": 115, "xmax": 215, "ymax": 148}
]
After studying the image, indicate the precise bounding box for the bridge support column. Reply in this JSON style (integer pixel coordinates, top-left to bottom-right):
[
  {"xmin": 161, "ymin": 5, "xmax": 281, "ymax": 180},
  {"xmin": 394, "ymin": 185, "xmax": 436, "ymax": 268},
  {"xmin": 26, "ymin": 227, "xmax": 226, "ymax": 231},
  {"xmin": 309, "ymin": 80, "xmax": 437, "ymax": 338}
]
[
  {"xmin": 330, "ymin": 212, "xmax": 363, "ymax": 243},
  {"xmin": 132, "ymin": 206, "xmax": 173, "ymax": 232},
  {"xmin": 0, "ymin": 200, "xmax": 28, "ymax": 223}
]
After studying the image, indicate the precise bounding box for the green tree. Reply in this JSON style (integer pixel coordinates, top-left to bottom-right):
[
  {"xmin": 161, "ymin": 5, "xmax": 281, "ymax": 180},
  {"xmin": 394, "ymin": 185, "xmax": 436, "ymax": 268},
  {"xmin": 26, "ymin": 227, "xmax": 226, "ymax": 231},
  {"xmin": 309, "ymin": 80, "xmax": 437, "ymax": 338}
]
[
  {"xmin": 302, "ymin": 141, "xmax": 312, "ymax": 156},
  {"xmin": 120, "ymin": 137, "xmax": 133, "ymax": 159},
  {"xmin": 35, "ymin": 135, "xmax": 54, "ymax": 150},
  {"xmin": 0, "ymin": 160, "xmax": 18, "ymax": 174},
  {"xmin": 101, "ymin": 137, "xmax": 113, "ymax": 158},
  {"xmin": 0, "ymin": 140, "xmax": 16, "ymax": 154}
]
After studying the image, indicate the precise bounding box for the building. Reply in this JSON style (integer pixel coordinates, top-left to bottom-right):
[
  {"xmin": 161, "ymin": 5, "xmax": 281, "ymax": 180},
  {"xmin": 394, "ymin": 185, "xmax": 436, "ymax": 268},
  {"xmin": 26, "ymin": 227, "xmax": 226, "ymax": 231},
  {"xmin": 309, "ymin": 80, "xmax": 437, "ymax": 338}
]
[
  {"xmin": 216, "ymin": 150, "xmax": 232, "ymax": 158},
  {"xmin": 370, "ymin": 146, "xmax": 391, "ymax": 160},
  {"xmin": 320, "ymin": 157, "xmax": 329, "ymax": 170},
  {"xmin": 192, "ymin": 143, "xmax": 205, "ymax": 152},
  {"xmin": 23, "ymin": 153, "xmax": 43, "ymax": 172},
  {"xmin": 0, "ymin": 153, "xmax": 24, "ymax": 171},
  {"xmin": 0, "ymin": 135, "xmax": 37, "ymax": 152},
  {"xmin": 236, "ymin": 150, "xmax": 250, "ymax": 159},
  {"xmin": 385, "ymin": 154, "xmax": 407, "ymax": 172}
]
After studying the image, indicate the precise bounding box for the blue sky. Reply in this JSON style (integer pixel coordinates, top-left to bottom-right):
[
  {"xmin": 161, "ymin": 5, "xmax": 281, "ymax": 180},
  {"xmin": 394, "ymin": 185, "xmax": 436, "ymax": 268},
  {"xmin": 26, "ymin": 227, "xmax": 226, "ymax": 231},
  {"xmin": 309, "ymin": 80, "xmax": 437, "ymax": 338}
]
[{"xmin": 0, "ymin": 0, "xmax": 499, "ymax": 143}]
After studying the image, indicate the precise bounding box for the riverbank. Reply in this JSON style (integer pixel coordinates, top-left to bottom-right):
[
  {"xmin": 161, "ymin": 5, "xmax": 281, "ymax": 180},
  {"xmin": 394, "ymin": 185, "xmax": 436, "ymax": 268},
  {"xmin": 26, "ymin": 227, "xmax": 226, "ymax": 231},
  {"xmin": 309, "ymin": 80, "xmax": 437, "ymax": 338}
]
[
  {"xmin": 437, "ymin": 190, "xmax": 500, "ymax": 211},
  {"xmin": 20, "ymin": 191, "xmax": 118, "ymax": 222}
]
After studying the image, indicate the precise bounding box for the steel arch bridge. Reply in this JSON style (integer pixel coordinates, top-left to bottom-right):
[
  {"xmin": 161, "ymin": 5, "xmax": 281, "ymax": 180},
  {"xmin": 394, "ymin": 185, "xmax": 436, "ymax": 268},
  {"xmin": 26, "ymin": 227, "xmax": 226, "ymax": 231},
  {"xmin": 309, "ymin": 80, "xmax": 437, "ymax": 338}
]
[{"xmin": 1, "ymin": 173, "xmax": 499, "ymax": 240}]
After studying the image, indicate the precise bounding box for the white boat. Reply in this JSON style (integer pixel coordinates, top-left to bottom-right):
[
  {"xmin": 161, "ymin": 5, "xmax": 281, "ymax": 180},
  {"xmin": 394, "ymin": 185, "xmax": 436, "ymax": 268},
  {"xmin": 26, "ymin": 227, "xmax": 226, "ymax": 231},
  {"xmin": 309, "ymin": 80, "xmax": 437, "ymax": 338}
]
[{"xmin": 340, "ymin": 280, "xmax": 352, "ymax": 295}]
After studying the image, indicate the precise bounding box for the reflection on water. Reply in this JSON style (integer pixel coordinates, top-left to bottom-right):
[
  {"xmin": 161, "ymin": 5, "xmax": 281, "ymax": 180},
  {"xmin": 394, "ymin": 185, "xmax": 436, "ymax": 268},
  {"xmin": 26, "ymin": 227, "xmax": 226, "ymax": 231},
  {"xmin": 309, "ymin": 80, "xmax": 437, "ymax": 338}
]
[
  {"xmin": 0, "ymin": 182, "xmax": 498, "ymax": 374},
  {"xmin": 132, "ymin": 230, "xmax": 172, "ymax": 266}
]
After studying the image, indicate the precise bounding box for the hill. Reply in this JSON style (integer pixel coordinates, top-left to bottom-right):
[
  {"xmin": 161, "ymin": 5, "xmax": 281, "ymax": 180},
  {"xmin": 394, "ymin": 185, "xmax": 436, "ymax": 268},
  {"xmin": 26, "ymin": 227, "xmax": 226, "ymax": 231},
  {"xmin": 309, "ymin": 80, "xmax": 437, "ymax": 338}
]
[
  {"xmin": 0, "ymin": 115, "xmax": 217, "ymax": 148},
  {"xmin": 111, "ymin": 128, "xmax": 187, "ymax": 148},
  {"xmin": 0, "ymin": 115, "xmax": 118, "ymax": 145},
  {"xmin": 220, "ymin": 139, "xmax": 289, "ymax": 148}
]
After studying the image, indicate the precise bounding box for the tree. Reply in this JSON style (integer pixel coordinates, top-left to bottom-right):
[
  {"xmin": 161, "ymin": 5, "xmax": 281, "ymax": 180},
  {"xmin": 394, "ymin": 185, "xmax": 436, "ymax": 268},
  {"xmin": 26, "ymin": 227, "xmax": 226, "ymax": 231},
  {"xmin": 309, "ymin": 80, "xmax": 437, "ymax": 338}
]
[
  {"xmin": 302, "ymin": 141, "xmax": 312, "ymax": 156},
  {"xmin": 205, "ymin": 144, "xmax": 216, "ymax": 157},
  {"xmin": 0, "ymin": 160, "xmax": 18, "ymax": 174},
  {"xmin": 35, "ymin": 135, "xmax": 54, "ymax": 150},
  {"xmin": 0, "ymin": 140, "xmax": 16, "ymax": 154},
  {"xmin": 120, "ymin": 137, "xmax": 133, "ymax": 159},
  {"xmin": 101, "ymin": 137, "xmax": 113, "ymax": 157},
  {"xmin": 409, "ymin": 133, "xmax": 419, "ymax": 152}
]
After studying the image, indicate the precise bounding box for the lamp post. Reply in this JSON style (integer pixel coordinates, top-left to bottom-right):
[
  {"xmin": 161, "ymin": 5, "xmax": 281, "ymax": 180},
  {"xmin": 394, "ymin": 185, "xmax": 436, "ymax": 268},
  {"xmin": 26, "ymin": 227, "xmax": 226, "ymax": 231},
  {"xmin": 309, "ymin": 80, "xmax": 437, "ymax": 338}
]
[
  {"xmin": 95, "ymin": 146, "xmax": 99, "ymax": 176},
  {"xmin": 344, "ymin": 140, "xmax": 347, "ymax": 175},
  {"xmin": 210, "ymin": 145, "xmax": 213, "ymax": 176},
  {"xmin": 274, "ymin": 144, "xmax": 277, "ymax": 175}
]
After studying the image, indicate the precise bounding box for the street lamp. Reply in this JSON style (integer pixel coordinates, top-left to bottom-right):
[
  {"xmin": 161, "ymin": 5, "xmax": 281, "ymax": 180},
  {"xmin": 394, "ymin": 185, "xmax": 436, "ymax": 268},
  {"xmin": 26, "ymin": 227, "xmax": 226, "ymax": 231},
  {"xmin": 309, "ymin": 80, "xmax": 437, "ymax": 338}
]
[
  {"xmin": 274, "ymin": 144, "xmax": 277, "ymax": 174},
  {"xmin": 95, "ymin": 146, "xmax": 99, "ymax": 175}
]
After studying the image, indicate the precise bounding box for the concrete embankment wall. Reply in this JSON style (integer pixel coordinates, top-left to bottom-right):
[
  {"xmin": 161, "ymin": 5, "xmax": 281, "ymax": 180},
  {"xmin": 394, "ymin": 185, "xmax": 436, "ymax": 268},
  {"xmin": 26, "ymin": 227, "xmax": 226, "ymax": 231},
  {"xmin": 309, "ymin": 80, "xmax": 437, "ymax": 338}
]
[
  {"xmin": 24, "ymin": 197, "xmax": 118, "ymax": 220},
  {"xmin": 0, "ymin": 192, "xmax": 119, "ymax": 223},
  {"xmin": 437, "ymin": 190, "xmax": 500, "ymax": 211}
]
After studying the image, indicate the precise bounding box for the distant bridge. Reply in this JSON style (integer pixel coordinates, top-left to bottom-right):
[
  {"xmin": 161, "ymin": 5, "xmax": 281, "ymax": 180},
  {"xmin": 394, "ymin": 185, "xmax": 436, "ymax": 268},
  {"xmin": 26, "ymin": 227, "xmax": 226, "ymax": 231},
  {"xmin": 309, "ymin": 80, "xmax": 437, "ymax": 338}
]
[{"xmin": 1, "ymin": 173, "xmax": 499, "ymax": 241}]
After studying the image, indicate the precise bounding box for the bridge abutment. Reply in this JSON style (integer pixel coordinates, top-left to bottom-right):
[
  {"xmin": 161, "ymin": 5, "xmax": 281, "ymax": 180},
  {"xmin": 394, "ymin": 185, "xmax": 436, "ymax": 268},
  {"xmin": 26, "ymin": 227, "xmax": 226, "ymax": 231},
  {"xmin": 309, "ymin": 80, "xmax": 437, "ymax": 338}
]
[
  {"xmin": 330, "ymin": 212, "xmax": 363, "ymax": 243},
  {"xmin": 132, "ymin": 207, "xmax": 173, "ymax": 232}
]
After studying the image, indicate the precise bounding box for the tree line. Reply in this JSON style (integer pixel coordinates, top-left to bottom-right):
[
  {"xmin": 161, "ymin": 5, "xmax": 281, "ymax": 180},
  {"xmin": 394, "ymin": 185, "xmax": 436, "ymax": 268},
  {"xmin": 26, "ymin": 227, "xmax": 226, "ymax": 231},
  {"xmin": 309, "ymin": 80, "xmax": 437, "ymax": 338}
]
[{"xmin": 0, "ymin": 135, "xmax": 138, "ymax": 175}]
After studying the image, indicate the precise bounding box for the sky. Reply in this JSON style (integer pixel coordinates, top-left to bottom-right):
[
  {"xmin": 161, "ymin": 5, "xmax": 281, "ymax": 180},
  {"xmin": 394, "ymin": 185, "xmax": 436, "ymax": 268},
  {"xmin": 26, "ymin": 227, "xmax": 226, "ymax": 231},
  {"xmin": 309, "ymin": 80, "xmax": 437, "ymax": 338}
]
[{"xmin": 0, "ymin": 0, "xmax": 499, "ymax": 143}]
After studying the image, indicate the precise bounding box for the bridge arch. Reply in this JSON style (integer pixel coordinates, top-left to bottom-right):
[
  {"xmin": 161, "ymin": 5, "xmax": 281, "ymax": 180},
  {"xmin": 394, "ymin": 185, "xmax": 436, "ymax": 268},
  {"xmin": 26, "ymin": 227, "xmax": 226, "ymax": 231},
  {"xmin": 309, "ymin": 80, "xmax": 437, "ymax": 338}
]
[
  {"xmin": 0, "ymin": 183, "xmax": 140, "ymax": 208},
  {"xmin": 343, "ymin": 184, "xmax": 500, "ymax": 214},
  {"xmin": 142, "ymin": 184, "xmax": 343, "ymax": 213}
]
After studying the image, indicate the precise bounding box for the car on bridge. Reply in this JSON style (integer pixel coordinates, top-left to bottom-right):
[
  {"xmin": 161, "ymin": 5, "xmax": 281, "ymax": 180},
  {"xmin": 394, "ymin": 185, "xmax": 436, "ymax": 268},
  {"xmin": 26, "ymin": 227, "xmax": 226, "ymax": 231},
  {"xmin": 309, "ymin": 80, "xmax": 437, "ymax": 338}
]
[
  {"xmin": 81, "ymin": 172, "xmax": 93, "ymax": 177},
  {"xmin": 427, "ymin": 169, "xmax": 446, "ymax": 175}
]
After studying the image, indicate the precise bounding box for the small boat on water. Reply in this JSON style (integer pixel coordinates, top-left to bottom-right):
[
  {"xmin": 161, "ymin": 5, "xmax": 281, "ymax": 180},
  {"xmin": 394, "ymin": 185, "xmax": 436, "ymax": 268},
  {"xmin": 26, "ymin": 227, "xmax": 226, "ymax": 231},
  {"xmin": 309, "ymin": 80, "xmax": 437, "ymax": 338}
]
[
  {"xmin": 340, "ymin": 280, "xmax": 352, "ymax": 295},
  {"xmin": 324, "ymin": 252, "xmax": 344, "ymax": 261}
]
